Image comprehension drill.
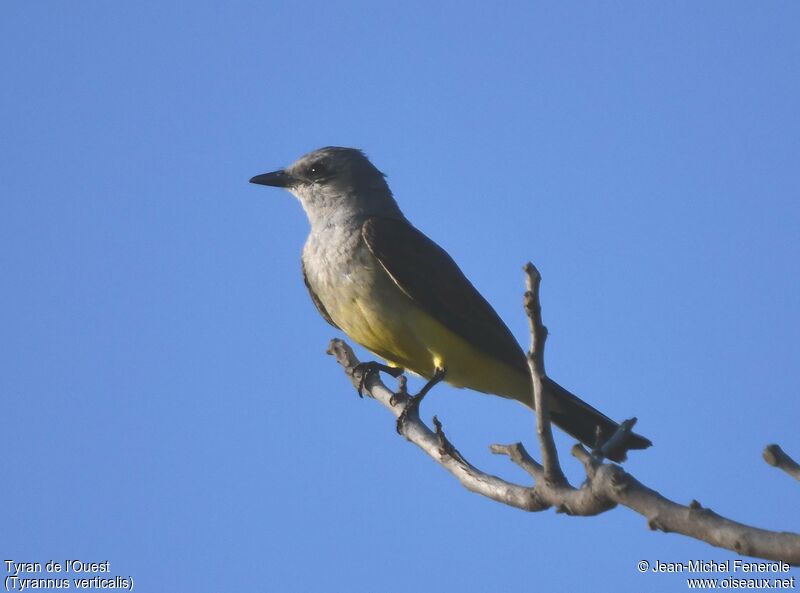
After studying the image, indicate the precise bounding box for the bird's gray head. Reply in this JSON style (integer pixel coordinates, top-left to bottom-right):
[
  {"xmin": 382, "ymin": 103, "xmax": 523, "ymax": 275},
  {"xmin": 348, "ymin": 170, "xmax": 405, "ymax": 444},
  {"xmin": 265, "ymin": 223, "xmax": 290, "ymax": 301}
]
[{"xmin": 250, "ymin": 147, "xmax": 403, "ymax": 227}]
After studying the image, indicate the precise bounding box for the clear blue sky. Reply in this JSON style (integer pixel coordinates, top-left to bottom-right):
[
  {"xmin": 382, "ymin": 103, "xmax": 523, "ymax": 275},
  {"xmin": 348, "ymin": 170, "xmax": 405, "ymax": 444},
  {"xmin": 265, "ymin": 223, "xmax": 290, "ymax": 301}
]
[{"xmin": 2, "ymin": 2, "xmax": 798, "ymax": 591}]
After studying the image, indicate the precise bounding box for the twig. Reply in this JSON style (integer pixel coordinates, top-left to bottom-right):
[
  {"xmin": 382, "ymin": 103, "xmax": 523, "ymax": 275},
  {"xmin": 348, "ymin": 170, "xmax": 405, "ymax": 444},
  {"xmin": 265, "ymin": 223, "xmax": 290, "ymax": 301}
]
[
  {"xmin": 763, "ymin": 444, "xmax": 800, "ymax": 482},
  {"xmin": 597, "ymin": 417, "xmax": 639, "ymax": 461},
  {"xmin": 523, "ymin": 262, "xmax": 565, "ymax": 485}
]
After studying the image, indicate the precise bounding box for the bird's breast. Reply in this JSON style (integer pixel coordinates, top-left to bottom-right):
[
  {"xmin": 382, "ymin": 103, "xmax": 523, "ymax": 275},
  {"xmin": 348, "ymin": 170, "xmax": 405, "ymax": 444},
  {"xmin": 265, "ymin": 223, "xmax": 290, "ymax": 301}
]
[
  {"xmin": 302, "ymin": 227, "xmax": 424, "ymax": 365},
  {"xmin": 300, "ymin": 227, "xmax": 531, "ymax": 400},
  {"xmin": 303, "ymin": 226, "xmax": 374, "ymax": 298}
]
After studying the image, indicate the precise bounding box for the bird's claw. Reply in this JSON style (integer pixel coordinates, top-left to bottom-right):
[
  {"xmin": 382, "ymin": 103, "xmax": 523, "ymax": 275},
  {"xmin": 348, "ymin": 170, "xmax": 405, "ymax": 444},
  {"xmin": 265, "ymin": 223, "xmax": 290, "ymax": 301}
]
[{"xmin": 352, "ymin": 361, "xmax": 404, "ymax": 397}]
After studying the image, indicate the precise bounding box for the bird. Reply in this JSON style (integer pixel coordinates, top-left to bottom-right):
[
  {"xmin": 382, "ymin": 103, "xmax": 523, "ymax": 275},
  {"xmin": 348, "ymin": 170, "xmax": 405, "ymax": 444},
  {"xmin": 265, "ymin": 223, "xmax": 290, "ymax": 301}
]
[{"xmin": 250, "ymin": 146, "xmax": 651, "ymax": 461}]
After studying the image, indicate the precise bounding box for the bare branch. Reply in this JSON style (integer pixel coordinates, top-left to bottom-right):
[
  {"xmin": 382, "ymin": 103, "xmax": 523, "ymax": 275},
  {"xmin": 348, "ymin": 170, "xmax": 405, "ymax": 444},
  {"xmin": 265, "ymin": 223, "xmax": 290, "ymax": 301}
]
[
  {"xmin": 597, "ymin": 417, "xmax": 639, "ymax": 461},
  {"xmin": 327, "ymin": 339, "xmax": 541, "ymax": 511},
  {"xmin": 327, "ymin": 338, "xmax": 800, "ymax": 563},
  {"xmin": 763, "ymin": 444, "xmax": 800, "ymax": 482},
  {"xmin": 523, "ymin": 262, "xmax": 565, "ymax": 485},
  {"xmin": 325, "ymin": 256, "xmax": 800, "ymax": 565}
]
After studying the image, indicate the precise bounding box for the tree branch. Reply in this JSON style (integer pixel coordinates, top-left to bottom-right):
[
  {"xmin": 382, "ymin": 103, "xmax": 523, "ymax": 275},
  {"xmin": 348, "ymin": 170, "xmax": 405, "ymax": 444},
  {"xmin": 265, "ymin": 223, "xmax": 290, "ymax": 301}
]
[
  {"xmin": 763, "ymin": 444, "xmax": 800, "ymax": 482},
  {"xmin": 327, "ymin": 339, "xmax": 544, "ymax": 511},
  {"xmin": 325, "ymin": 263, "xmax": 800, "ymax": 565},
  {"xmin": 523, "ymin": 262, "xmax": 565, "ymax": 485}
]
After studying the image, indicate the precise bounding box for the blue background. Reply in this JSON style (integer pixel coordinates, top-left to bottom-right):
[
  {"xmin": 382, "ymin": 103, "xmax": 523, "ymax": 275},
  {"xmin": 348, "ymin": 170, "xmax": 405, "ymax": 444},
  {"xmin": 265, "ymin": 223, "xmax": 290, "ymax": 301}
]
[{"xmin": 2, "ymin": 2, "xmax": 798, "ymax": 591}]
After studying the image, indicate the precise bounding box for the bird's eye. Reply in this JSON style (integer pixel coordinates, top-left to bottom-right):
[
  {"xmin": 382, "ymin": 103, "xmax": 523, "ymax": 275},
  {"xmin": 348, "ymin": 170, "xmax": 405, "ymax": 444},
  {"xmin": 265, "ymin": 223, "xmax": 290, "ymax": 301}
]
[{"xmin": 308, "ymin": 163, "xmax": 328, "ymax": 179}]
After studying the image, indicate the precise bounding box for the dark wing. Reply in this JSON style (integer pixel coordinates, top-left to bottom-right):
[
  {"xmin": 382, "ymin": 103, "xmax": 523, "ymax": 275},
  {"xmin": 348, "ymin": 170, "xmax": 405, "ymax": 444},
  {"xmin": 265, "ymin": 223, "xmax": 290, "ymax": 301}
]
[
  {"xmin": 363, "ymin": 218, "xmax": 652, "ymax": 459},
  {"xmin": 301, "ymin": 258, "xmax": 339, "ymax": 329},
  {"xmin": 362, "ymin": 217, "xmax": 526, "ymax": 373}
]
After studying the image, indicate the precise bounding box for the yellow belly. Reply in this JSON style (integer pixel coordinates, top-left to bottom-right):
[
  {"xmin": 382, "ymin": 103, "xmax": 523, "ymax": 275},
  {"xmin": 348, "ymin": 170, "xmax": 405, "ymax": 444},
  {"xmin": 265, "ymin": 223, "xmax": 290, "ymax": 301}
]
[{"xmin": 332, "ymin": 293, "xmax": 531, "ymax": 403}]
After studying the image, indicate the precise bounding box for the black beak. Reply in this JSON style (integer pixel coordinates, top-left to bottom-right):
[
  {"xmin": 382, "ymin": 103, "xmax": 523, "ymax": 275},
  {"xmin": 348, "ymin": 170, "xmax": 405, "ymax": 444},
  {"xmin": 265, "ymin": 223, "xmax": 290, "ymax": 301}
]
[{"xmin": 249, "ymin": 169, "xmax": 294, "ymax": 188}]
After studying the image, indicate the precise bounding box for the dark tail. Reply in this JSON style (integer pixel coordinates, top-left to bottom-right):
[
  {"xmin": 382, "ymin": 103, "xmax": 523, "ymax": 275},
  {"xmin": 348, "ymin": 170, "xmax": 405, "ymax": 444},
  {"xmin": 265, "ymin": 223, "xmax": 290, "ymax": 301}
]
[{"xmin": 544, "ymin": 377, "xmax": 652, "ymax": 462}]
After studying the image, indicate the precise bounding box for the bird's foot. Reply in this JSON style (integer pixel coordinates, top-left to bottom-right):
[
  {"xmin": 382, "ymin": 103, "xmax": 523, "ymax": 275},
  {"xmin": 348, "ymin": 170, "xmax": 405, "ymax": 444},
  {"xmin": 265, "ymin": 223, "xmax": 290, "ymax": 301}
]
[
  {"xmin": 352, "ymin": 361, "xmax": 404, "ymax": 397},
  {"xmin": 395, "ymin": 366, "xmax": 447, "ymax": 434}
]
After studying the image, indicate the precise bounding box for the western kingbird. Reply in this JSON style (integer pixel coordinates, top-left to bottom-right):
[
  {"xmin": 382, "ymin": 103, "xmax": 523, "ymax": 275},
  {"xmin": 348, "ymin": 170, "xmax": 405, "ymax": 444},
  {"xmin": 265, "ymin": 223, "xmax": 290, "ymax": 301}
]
[{"xmin": 250, "ymin": 146, "xmax": 650, "ymax": 460}]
